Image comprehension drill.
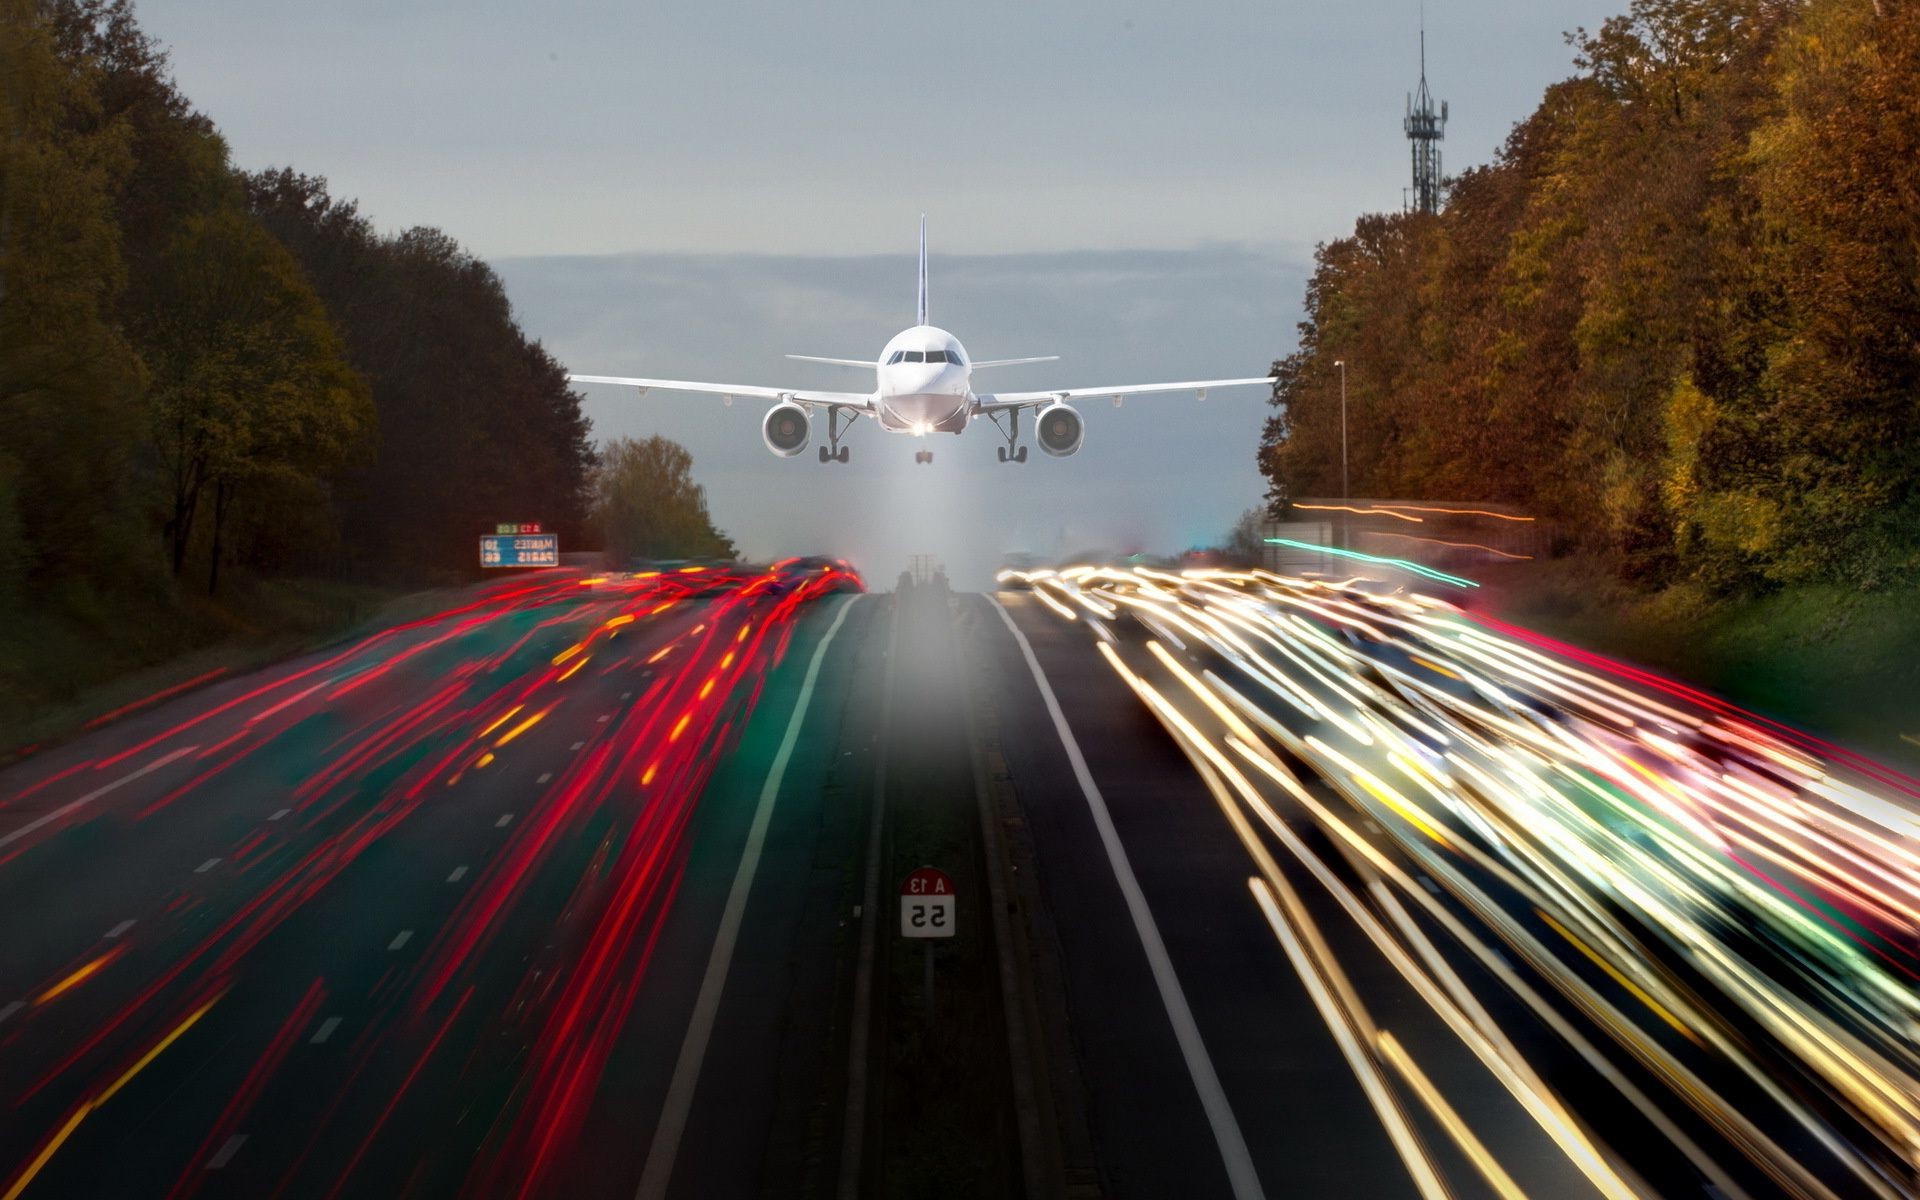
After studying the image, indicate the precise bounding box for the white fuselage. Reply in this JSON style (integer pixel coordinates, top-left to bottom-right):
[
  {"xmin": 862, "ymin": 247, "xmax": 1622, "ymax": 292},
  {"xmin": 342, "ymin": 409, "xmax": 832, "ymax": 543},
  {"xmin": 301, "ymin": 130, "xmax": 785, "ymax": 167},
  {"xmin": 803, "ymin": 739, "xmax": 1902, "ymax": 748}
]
[{"xmin": 874, "ymin": 325, "xmax": 972, "ymax": 434}]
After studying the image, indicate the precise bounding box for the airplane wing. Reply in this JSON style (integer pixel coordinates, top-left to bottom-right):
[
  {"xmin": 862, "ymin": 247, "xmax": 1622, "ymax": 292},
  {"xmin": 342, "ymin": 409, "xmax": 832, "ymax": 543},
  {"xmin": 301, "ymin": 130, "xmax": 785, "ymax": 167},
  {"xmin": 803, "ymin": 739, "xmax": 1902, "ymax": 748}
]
[
  {"xmin": 972, "ymin": 377, "xmax": 1276, "ymax": 414},
  {"xmin": 568, "ymin": 374, "xmax": 874, "ymax": 411}
]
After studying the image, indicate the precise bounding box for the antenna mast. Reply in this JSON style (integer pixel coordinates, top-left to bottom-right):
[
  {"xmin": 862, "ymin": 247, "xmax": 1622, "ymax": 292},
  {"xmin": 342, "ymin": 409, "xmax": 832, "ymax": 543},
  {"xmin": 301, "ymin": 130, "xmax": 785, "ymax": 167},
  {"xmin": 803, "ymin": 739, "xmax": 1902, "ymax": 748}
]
[{"xmin": 1404, "ymin": 23, "xmax": 1448, "ymax": 214}]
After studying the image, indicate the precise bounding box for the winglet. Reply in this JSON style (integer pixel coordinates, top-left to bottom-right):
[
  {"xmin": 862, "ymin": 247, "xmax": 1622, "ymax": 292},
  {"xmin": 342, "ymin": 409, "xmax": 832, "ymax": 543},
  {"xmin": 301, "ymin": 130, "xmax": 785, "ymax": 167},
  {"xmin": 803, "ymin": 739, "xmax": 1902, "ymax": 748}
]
[{"xmin": 916, "ymin": 214, "xmax": 929, "ymax": 327}]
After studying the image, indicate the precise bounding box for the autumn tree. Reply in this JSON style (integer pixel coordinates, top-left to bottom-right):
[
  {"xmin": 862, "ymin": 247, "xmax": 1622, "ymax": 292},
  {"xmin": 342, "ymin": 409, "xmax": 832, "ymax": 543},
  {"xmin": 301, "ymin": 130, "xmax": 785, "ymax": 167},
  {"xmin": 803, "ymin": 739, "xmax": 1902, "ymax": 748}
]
[{"xmin": 592, "ymin": 436, "xmax": 736, "ymax": 564}]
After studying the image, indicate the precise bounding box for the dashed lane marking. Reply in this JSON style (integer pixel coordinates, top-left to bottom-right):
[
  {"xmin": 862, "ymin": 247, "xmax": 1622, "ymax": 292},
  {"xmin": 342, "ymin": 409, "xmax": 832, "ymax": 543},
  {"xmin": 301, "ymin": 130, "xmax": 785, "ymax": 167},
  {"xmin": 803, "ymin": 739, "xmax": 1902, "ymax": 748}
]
[
  {"xmin": 269, "ymin": 808, "xmax": 291, "ymax": 821},
  {"xmin": 536, "ymin": 773, "xmax": 552, "ymax": 785},
  {"xmin": 105, "ymin": 920, "xmax": 136, "ymax": 939},
  {"xmin": 0, "ymin": 1001, "xmax": 23, "ymax": 1026},
  {"xmin": 447, "ymin": 866, "xmax": 468, "ymax": 883},
  {"xmin": 207, "ymin": 1135, "xmax": 247, "ymax": 1170},
  {"xmin": 495, "ymin": 814, "xmax": 514, "ymax": 828},
  {"xmin": 311, "ymin": 1017, "xmax": 342, "ymax": 1044},
  {"xmin": 388, "ymin": 930, "xmax": 413, "ymax": 951},
  {"xmin": 194, "ymin": 858, "xmax": 221, "ymax": 874}
]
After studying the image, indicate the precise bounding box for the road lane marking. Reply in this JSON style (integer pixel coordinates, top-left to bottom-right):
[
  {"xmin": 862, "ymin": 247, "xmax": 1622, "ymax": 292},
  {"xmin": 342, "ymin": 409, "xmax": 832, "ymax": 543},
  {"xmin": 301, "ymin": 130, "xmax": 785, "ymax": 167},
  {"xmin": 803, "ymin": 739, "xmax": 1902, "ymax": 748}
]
[
  {"xmin": 989, "ymin": 597, "xmax": 1265, "ymax": 1200},
  {"xmin": 570, "ymin": 741, "xmax": 585, "ymax": 751},
  {"xmin": 388, "ymin": 930, "xmax": 413, "ymax": 950},
  {"xmin": 194, "ymin": 858, "xmax": 221, "ymax": 874},
  {"xmin": 636, "ymin": 594, "xmax": 863, "ymax": 1200},
  {"xmin": 268, "ymin": 808, "xmax": 291, "ymax": 821},
  {"xmin": 622, "ymin": 691, "xmax": 633, "ymax": 700},
  {"xmin": 0, "ymin": 747, "xmax": 198, "ymax": 854},
  {"xmin": 206, "ymin": 1134, "xmax": 247, "ymax": 1169},
  {"xmin": 597, "ymin": 714, "xmax": 612, "ymax": 723},
  {"xmin": 495, "ymin": 814, "xmax": 514, "ymax": 828},
  {"xmin": 104, "ymin": 920, "xmax": 136, "ymax": 939},
  {"xmin": 447, "ymin": 866, "xmax": 468, "ymax": 883},
  {"xmin": 0, "ymin": 1001, "xmax": 23, "ymax": 1026},
  {"xmin": 536, "ymin": 773, "xmax": 552, "ymax": 785},
  {"xmin": 311, "ymin": 1017, "xmax": 342, "ymax": 1044}
]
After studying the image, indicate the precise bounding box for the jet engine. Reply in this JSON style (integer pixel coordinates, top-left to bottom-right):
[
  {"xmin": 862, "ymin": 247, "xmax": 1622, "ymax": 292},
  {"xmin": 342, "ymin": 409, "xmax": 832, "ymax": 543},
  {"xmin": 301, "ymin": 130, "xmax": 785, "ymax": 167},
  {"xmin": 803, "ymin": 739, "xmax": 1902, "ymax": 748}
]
[
  {"xmin": 1035, "ymin": 402, "xmax": 1084, "ymax": 457},
  {"xmin": 762, "ymin": 402, "xmax": 810, "ymax": 457}
]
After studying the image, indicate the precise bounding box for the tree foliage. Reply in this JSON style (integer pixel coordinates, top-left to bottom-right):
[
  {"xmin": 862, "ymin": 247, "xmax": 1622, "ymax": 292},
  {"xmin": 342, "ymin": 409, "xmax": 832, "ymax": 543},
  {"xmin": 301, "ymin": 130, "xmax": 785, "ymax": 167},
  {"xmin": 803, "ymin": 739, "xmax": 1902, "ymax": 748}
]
[
  {"xmin": 0, "ymin": 0, "xmax": 599, "ymax": 635},
  {"xmin": 1262, "ymin": 0, "xmax": 1919, "ymax": 591},
  {"xmin": 592, "ymin": 436, "xmax": 736, "ymax": 564}
]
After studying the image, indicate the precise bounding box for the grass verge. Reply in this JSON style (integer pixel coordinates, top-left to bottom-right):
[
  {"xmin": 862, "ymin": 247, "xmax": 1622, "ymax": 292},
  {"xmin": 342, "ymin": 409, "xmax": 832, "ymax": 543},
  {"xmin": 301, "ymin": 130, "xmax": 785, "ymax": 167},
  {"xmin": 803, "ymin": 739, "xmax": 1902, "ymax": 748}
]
[
  {"xmin": 0, "ymin": 574, "xmax": 460, "ymax": 763},
  {"xmin": 1473, "ymin": 556, "xmax": 1920, "ymax": 769}
]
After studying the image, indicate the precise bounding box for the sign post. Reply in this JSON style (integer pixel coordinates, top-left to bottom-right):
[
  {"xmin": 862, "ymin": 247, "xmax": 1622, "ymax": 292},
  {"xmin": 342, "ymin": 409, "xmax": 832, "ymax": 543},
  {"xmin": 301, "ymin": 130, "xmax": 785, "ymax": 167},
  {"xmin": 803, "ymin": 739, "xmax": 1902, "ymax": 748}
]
[
  {"xmin": 900, "ymin": 866, "xmax": 954, "ymax": 1028},
  {"xmin": 479, "ymin": 524, "xmax": 559, "ymax": 569}
]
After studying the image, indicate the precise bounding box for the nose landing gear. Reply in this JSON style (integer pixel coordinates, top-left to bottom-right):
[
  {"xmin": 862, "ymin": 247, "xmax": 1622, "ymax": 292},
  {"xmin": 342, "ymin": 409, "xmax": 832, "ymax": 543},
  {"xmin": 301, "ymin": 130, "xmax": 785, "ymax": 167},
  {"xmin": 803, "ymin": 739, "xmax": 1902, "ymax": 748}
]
[{"xmin": 914, "ymin": 450, "xmax": 933, "ymax": 464}]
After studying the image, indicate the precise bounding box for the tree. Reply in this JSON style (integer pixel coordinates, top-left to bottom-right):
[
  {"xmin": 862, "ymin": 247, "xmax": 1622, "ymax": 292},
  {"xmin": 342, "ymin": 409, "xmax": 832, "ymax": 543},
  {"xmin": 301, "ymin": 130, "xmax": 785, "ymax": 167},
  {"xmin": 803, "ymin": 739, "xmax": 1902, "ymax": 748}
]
[
  {"xmin": 1222, "ymin": 508, "xmax": 1268, "ymax": 566},
  {"xmin": 140, "ymin": 209, "xmax": 371, "ymax": 589},
  {"xmin": 591, "ymin": 436, "xmax": 736, "ymax": 564},
  {"xmin": 0, "ymin": 0, "xmax": 145, "ymax": 596}
]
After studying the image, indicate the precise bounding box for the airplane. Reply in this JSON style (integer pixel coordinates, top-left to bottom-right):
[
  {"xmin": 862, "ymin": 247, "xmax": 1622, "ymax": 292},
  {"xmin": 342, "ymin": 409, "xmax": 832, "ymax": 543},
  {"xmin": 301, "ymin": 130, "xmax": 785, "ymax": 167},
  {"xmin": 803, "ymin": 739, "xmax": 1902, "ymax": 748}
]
[{"xmin": 567, "ymin": 218, "xmax": 1277, "ymax": 465}]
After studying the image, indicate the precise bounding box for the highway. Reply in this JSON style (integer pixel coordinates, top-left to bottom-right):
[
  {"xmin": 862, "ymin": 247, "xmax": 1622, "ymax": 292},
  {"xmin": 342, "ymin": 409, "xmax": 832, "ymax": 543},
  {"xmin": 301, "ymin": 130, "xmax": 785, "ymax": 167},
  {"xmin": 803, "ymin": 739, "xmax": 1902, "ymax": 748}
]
[{"xmin": 3, "ymin": 563, "xmax": 1919, "ymax": 1198}]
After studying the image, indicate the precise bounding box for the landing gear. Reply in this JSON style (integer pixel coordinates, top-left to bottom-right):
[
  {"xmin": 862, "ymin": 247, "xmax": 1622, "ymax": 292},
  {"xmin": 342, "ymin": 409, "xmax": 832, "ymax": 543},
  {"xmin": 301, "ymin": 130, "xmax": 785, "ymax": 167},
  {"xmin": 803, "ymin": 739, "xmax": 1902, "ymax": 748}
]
[
  {"xmin": 818, "ymin": 407, "xmax": 855, "ymax": 464},
  {"xmin": 986, "ymin": 408, "xmax": 1027, "ymax": 463},
  {"xmin": 914, "ymin": 450, "xmax": 933, "ymax": 464}
]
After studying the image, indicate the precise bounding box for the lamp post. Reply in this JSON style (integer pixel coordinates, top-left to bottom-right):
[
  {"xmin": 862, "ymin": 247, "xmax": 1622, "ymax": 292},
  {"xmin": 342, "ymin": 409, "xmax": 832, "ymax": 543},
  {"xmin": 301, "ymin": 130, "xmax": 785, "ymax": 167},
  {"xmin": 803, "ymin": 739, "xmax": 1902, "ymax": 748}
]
[{"xmin": 1334, "ymin": 359, "xmax": 1348, "ymax": 502}]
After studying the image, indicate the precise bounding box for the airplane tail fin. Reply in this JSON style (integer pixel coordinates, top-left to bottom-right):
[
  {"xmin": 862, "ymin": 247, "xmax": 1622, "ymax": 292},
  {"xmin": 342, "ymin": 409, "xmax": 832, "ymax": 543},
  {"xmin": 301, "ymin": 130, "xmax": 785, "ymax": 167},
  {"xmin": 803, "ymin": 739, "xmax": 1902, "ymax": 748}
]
[{"xmin": 916, "ymin": 214, "xmax": 928, "ymax": 327}]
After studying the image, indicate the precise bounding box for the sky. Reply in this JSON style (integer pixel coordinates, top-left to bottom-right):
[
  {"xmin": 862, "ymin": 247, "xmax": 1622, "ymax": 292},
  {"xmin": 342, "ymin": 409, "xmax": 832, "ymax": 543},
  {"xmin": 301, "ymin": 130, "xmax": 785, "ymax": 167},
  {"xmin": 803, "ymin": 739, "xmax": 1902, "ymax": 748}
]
[{"xmin": 134, "ymin": 0, "xmax": 1618, "ymax": 585}]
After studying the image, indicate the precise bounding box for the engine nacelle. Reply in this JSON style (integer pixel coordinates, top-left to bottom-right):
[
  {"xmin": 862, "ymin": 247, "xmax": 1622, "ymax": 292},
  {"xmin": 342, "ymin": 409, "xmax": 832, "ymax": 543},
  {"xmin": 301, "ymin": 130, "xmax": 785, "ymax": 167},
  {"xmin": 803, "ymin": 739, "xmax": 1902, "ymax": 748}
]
[
  {"xmin": 1035, "ymin": 402, "xmax": 1084, "ymax": 457},
  {"xmin": 762, "ymin": 402, "xmax": 810, "ymax": 457}
]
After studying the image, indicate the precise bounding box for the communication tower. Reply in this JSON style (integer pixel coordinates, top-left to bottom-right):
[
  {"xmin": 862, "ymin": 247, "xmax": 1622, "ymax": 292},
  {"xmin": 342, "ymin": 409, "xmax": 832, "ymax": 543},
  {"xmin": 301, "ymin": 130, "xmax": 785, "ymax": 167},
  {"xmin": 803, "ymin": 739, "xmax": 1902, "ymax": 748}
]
[{"xmin": 1404, "ymin": 29, "xmax": 1448, "ymax": 214}]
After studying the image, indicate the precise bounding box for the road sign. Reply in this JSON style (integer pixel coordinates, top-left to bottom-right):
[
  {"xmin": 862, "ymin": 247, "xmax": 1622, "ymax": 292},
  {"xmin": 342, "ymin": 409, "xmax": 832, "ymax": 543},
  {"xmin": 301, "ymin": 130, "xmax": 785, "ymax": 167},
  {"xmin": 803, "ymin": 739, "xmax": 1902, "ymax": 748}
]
[
  {"xmin": 479, "ymin": 533, "xmax": 559, "ymax": 568},
  {"xmin": 900, "ymin": 866, "xmax": 955, "ymax": 938}
]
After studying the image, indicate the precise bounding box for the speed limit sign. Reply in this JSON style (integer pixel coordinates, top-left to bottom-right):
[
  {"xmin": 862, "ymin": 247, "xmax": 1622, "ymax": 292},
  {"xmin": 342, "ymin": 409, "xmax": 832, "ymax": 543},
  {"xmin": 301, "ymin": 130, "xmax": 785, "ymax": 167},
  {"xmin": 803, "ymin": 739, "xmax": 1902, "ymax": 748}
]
[{"xmin": 900, "ymin": 867, "xmax": 955, "ymax": 938}]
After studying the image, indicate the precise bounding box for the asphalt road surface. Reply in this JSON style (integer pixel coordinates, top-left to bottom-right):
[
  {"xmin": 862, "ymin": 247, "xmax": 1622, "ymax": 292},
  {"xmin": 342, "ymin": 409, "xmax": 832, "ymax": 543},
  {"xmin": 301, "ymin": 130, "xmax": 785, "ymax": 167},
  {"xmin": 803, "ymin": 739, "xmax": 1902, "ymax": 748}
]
[{"xmin": 4, "ymin": 565, "xmax": 1918, "ymax": 1200}]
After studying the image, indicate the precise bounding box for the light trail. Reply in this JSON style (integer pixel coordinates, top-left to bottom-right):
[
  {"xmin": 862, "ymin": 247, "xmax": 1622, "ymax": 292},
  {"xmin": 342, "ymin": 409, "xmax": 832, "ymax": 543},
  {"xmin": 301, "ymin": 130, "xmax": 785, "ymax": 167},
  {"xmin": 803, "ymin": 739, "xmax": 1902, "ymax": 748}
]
[
  {"xmin": 0, "ymin": 560, "xmax": 864, "ymax": 1198},
  {"xmin": 1006, "ymin": 563, "xmax": 1920, "ymax": 1198}
]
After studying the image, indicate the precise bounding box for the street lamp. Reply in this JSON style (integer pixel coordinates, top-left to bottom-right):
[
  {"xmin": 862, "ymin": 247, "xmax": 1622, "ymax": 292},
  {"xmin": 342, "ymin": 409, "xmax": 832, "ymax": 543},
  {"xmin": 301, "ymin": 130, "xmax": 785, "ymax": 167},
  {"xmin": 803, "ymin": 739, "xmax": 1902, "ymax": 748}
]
[{"xmin": 1334, "ymin": 359, "xmax": 1348, "ymax": 502}]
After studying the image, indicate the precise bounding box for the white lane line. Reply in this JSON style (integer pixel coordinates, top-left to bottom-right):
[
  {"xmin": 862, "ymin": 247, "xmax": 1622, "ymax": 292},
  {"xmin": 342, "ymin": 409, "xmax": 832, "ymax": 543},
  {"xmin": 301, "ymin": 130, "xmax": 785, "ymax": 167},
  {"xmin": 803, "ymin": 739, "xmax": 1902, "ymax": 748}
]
[
  {"xmin": 536, "ymin": 773, "xmax": 552, "ymax": 785},
  {"xmin": 597, "ymin": 714, "xmax": 612, "ymax": 723},
  {"xmin": 622, "ymin": 691, "xmax": 633, "ymax": 700},
  {"xmin": 447, "ymin": 865, "xmax": 468, "ymax": 883},
  {"xmin": 0, "ymin": 1001, "xmax": 24, "ymax": 1026},
  {"xmin": 388, "ymin": 930, "xmax": 413, "ymax": 950},
  {"xmin": 105, "ymin": 919, "xmax": 136, "ymax": 939},
  {"xmin": 194, "ymin": 858, "xmax": 221, "ymax": 874},
  {"xmin": 989, "ymin": 597, "xmax": 1265, "ymax": 1200},
  {"xmin": 268, "ymin": 808, "xmax": 291, "ymax": 821},
  {"xmin": 635, "ymin": 594, "xmax": 863, "ymax": 1200},
  {"xmin": 570, "ymin": 741, "xmax": 585, "ymax": 751},
  {"xmin": 495, "ymin": 813, "xmax": 514, "ymax": 828},
  {"xmin": 0, "ymin": 746, "xmax": 199, "ymax": 853},
  {"xmin": 311, "ymin": 1016, "xmax": 342, "ymax": 1044},
  {"xmin": 206, "ymin": 1134, "xmax": 247, "ymax": 1169}
]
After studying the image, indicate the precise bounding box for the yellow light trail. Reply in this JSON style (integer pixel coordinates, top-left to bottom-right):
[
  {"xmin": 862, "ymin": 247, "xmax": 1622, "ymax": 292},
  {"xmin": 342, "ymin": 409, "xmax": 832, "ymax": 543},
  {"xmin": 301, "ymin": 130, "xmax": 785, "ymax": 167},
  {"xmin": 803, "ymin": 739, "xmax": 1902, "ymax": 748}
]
[
  {"xmin": 3, "ymin": 993, "xmax": 224, "ymax": 1200},
  {"xmin": 34, "ymin": 948, "xmax": 123, "ymax": 1007}
]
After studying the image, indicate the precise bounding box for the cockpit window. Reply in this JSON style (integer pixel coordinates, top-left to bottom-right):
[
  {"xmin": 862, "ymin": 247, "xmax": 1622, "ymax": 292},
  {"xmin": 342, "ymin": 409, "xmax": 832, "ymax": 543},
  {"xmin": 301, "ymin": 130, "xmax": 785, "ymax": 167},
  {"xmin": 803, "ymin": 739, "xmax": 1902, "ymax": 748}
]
[
  {"xmin": 948, "ymin": 348, "xmax": 964, "ymax": 365},
  {"xmin": 925, "ymin": 350, "xmax": 948, "ymax": 364},
  {"xmin": 887, "ymin": 350, "xmax": 905, "ymax": 364},
  {"xmin": 904, "ymin": 351, "xmax": 924, "ymax": 363}
]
